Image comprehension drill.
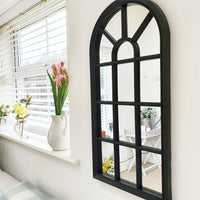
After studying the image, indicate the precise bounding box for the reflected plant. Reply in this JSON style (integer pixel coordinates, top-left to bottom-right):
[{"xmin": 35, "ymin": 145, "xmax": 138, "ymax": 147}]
[
  {"xmin": 141, "ymin": 107, "xmax": 156, "ymax": 119},
  {"xmin": 103, "ymin": 155, "xmax": 114, "ymax": 175}
]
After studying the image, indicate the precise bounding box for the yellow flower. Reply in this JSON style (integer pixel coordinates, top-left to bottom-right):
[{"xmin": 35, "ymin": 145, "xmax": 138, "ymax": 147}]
[
  {"xmin": 104, "ymin": 160, "xmax": 111, "ymax": 168},
  {"xmin": 16, "ymin": 105, "xmax": 27, "ymax": 118},
  {"xmin": 13, "ymin": 102, "xmax": 20, "ymax": 113},
  {"xmin": 103, "ymin": 167, "xmax": 108, "ymax": 173}
]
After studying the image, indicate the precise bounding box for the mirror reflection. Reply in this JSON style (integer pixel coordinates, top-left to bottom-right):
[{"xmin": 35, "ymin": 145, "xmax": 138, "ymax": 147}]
[
  {"xmin": 120, "ymin": 146, "xmax": 136, "ymax": 184},
  {"xmin": 100, "ymin": 66, "xmax": 112, "ymax": 101},
  {"xmin": 141, "ymin": 106, "xmax": 161, "ymax": 149},
  {"xmin": 106, "ymin": 11, "xmax": 121, "ymax": 41},
  {"xmin": 142, "ymin": 151, "xmax": 162, "ymax": 192},
  {"xmin": 100, "ymin": 8, "xmax": 161, "ymax": 103},
  {"xmin": 120, "ymin": 106, "xmax": 161, "ymax": 191},
  {"xmin": 100, "ymin": 4, "xmax": 162, "ymax": 192},
  {"xmin": 101, "ymin": 104, "xmax": 113, "ymax": 139},
  {"xmin": 118, "ymin": 63, "xmax": 134, "ymax": 102},
  {"xmin": 119, "ymin": 105, "xmax": 135, "ymax": 143},
  {"xmin": 127, "ymin": 5, "xmax": 149, "ymax": 38},
  {"xmin": 138, "ymin": 18, "xmax": 160, "ymax": 56},
  {"xmin": 102, "ymin": 142, "xmax": 115, "ymax": 176},
  {"xmin": 100, "ymin": 36, "xmax": 112, "ymax": 63},
  {"xmin": 118, "ymin": 41, "xmax": 133, "ymax": 60},
  {"xmin": 140, "ymin": 59, "xmax": 160, "ymax": 102}
]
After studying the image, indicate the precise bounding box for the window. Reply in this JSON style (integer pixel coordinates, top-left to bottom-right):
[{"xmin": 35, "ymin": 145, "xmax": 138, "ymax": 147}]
[
  {"xmin": 0, "ymin": 0, "xmax": 68, "ymax": 136},
  {"xmin": 90, "ymin": 0, "xmax": 171, "ymax": 200}
]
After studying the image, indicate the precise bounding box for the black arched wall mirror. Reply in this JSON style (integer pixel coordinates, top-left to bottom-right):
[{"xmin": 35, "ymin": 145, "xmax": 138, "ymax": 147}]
[{"xmin": 90, "ymin": 0, "xmax": 171, "ymax": 200}]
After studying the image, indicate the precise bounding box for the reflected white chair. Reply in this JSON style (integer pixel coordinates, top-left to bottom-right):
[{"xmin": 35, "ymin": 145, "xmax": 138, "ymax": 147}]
[{"xmin": 124, "ymin": 128, "xmax": 161, "ymax": 176}]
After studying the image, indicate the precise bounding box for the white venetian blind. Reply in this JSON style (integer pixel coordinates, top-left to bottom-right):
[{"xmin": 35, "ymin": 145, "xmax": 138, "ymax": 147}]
[{"xmin": 0, "ymin": 0, "xmax": 68, "ymax": 136}]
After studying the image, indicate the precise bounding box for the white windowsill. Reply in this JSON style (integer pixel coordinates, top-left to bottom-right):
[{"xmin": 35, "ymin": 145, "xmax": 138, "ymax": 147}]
[{"xmin": 0, "ymin": 130, "xmax": 80, "ymax": 166}]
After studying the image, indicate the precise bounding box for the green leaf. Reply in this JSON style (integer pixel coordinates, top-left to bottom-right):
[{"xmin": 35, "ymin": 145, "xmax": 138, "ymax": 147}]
[
  {"xmin": 23, "ymin": 114, "xmax": 30, "ymax": 119},
  {"xmin": 47, "ymin": 70, "xmax": 58, "ymax": 115},
  {"xmin": 20, "ymin": 99, "xmax": 26, "ymax": 104},
  {"xmin": 142, "ymin": 113, "xmax": 146, "ymax": 118},
  {"xmin": 15, "ymin": 115, "xmax": 20, "ymax": 120},
  {"xmin": 61, "ymin": 86, "xmax": 69, "ymax": 109}
]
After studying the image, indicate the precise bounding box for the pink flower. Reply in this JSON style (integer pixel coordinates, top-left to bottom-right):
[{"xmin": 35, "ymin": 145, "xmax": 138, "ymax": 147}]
[
  {"xmin": 54, "ymin": 78, "xmax": 61, "ymax": 87},
  {"xmin": 54, "ymin": 75, "xmax": 63, "ymax": 87},
  {"xmin": 57, "ymin": 62, "xmax": 61, "ymax": 68},
  {"xmin": 1, "ymin": 109, "xmax": 5, "ymax": 113},
  {"xmin": 50, "ymin": 60, "xmax": 68, "ymax": 87},
  {"xmin": 56, "ymin": 64, "xmax": 61, "ymax": 75},
  {"xmin": 5, "ymin": 108, "xmax": 9, "ymax": 112},
  {"xmin": 59, "ymin": 60, "xmax": 65, "ymax": 68}
]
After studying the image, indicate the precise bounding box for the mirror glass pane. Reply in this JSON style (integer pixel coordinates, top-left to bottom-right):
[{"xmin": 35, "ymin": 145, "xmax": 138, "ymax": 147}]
[
  {"xmin": 119, "ymin": 106, "xmax": 135, "ymax": 143},
  {"xmin": 141, "ymin": 106, "xmax": 161, "ymax": 149},
  {"xmin": 118, "ymin": 63, "xmax": 134, "ymax": 102},
  {"xmin": 101, "ymin": 104, "xmax": 113, "ymax": 139},
  {"xmin": 127, "ymin": 5, "xmax": 149, "ymax": 38},
  {"xmin": 142, "ymin": 151, "xmax": 162, "ymax": 193},
  {"xmin": 120, "ymin": 146, "xmax": 136, "ymax": 184},
  {"xmin": 100, "ymin": 66, "xmax": 112, "ymax": 101},
  {"xmin": 138, "ymin": 17, "xmax": 160, "ymax": 56},
  {"xmin": 118, "ymin": 41, "xmax": 133, "ymax": 60},
  {"xmin": 106, "ymin": 11, "xmax": 121, "ymax": 41},
  {"xmin": 100, "ymin": 35, "xmax": 112, "ymax": 63},
  {"xmin": 140, "ymin": 59, "xmax": 160, "ymax": 102},
  {"xmin": 102, "ymin": 142, "xmax": 115, "ymax": 176}
]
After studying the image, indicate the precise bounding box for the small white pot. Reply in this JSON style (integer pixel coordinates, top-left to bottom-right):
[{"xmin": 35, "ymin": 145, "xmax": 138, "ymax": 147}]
[
  {"xmin": 48, "ymin": 114, "xmax": 68, "ymax": 151},
  {"xmin": 141, "ymin": 118, "xmax": 152, "ymax": 129}
]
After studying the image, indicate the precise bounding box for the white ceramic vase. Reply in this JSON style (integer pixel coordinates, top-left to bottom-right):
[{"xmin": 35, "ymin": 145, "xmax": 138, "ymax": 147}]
[
  {"xmin": 141, "ymin": 118, "xmax": 152, "ymax": 129},
  {"xmin": 47, "ymin": 114, "xmax": 68, "ymax": 151}
]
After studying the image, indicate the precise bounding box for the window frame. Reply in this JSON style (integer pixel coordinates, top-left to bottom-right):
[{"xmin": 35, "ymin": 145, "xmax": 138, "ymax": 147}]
[
  {"xmin": 9, "ymin": 7, "xmax": 68, "ymax": 136},
  {"xmin": 90, "ymin": 0, "xmax": 171, "ymax": 200}
]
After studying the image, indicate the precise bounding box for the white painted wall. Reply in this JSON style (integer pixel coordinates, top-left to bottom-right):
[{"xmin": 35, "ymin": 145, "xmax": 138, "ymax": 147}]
[{"xmin": 0, "ymin": 0, "xmax": 200, "ymax": 200}]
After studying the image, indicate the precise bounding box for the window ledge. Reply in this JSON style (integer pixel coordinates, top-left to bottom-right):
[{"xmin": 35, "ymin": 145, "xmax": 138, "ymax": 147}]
[{"xmin": 0, "ymin": 130, "xmax": 80, "ymax": 166}]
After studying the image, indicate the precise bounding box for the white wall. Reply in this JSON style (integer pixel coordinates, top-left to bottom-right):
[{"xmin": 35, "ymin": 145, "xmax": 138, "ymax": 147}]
[{"xmin": 0, "ymin": 0, "xmax": 200, "ymax": 200}]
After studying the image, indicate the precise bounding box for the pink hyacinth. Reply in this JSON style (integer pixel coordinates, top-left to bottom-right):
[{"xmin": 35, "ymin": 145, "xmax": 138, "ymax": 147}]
[
  {"xmin": 48, "ymin": 59, "xmax": 69, "ymax": 115},
  {"xmin": 59, "ymin": 60, "xmax": 65, "ymax": 68},
  {"xmin": 54, "ymin": 79, "xmax": 61, "ymax": 87},
  {"xmin": 56, "ymin": 64, "xmax": 61, "ymax": 75},
  {"xmin": 50, "ymin": 60, "xmax": 69, "ymax": 87},
  {"xmin": 54, "ymin": 75, "xmax": 63, "ymax": 87}
]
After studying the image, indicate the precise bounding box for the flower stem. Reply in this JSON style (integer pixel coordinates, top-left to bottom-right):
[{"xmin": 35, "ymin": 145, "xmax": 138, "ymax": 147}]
[{"xmin": 21, "ymin": 122, "xmax": 24, "ymax": 139}]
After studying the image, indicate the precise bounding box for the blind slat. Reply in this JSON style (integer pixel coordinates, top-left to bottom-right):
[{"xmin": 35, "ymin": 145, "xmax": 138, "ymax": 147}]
[
  {"xmin": 0, "ymin": 32, "xmax": 67, "ymax": 56},
  {"xmin": 1, "ymin": 0, "xmax": 65, "ymax": 32}
]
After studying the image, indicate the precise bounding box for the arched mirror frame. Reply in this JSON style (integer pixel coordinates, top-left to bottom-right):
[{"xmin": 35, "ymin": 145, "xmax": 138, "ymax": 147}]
[{"xmin": 90, "ymin": 0, "xmax": 171, "ymax": 200}]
